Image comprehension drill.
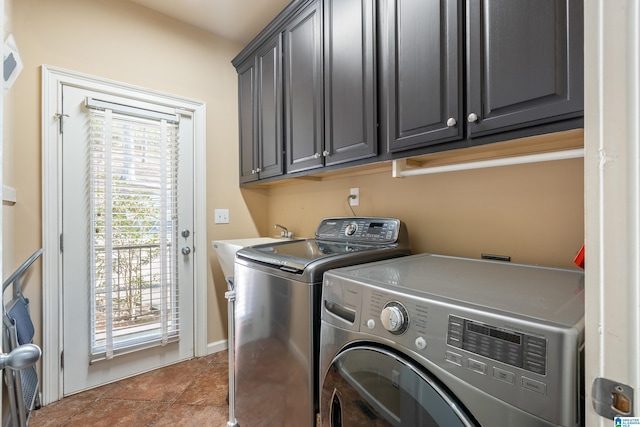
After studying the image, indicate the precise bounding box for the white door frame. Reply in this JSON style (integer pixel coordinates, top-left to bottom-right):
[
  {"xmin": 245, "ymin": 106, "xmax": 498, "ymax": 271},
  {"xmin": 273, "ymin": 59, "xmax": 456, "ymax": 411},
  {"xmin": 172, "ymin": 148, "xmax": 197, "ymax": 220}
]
[
  {"xmin": 584, "ymin": 0, "xmax": 640, "ymax": 423},
  {"xmin": 41, "ymin": 65, "xmax": 208, "ymax": 405}
]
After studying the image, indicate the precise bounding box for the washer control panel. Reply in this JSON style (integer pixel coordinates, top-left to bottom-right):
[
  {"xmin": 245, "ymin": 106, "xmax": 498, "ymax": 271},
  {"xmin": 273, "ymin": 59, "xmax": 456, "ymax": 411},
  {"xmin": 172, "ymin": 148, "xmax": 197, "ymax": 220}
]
[
  {"xmin": 447, "ymin": 315, "xmax": 547, "ymax": 375},
  {"xmin": 315, "ymin": 217, "xmax": 401, "ymax": 244}
]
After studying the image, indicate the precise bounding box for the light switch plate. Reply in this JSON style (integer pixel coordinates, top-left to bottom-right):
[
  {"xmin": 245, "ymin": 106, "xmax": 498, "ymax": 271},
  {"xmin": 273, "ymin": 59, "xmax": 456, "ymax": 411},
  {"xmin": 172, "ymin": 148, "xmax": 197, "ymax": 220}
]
[{"xmin": 214, "ymin": 209, "xmax": 229, "ymax": 224}]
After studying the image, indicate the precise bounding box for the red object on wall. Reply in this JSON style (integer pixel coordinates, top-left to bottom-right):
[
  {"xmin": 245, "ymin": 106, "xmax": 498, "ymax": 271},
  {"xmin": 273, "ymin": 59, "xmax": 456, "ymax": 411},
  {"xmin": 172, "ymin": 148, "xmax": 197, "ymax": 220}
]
[{"xmin": 574, "ymin": 244, "xmax": 585, "ymax": 269}]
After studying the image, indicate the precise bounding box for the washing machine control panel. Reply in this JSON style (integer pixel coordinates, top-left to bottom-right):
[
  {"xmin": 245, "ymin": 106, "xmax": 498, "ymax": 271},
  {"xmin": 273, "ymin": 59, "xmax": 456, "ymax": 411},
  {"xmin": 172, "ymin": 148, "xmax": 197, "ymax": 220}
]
[
  {"xmin": 315, "ymin": 217, "xmax": 401, "ymax": 244},
  {"xmin": 447, "ymin": 315, "xmax": 547, "ymax": 375}
]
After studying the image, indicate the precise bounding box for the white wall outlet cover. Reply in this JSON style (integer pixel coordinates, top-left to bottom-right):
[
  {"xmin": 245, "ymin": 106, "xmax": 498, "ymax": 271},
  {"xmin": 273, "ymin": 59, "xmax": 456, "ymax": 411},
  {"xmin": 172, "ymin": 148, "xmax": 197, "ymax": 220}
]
[
  {"xmin": 214, "ymin": 209, "xmax": 229, "ymax": 224},
  {"xmin": 349, "ymin": 188, "xmax": 360, "ymax": 206}
]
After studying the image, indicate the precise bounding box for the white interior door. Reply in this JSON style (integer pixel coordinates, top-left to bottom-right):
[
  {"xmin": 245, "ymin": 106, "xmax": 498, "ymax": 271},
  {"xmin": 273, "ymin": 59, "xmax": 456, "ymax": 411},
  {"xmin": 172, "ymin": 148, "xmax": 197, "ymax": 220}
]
[{"xmin": 61, "ymin": 84, "xmax": 195, "ymax": 395}]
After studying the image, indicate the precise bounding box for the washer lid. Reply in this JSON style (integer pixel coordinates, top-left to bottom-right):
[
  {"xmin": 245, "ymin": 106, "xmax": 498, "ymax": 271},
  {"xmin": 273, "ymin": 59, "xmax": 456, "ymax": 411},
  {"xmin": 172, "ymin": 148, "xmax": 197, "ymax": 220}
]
[
  {"xmin": 237, "ymin": 239, "xmax": 393, "ymax": 272},
  {"xmin": 236, "ymin": 217, "xmax": 411, "ymax": 273}
]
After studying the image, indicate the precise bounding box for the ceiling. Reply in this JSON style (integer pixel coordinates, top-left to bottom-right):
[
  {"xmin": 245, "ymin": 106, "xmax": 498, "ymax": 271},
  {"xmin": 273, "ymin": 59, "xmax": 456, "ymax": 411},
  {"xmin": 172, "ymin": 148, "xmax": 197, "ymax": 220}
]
[{"xmin": 128, "ymin": 0, "xmax": 292, "ymax": 45}]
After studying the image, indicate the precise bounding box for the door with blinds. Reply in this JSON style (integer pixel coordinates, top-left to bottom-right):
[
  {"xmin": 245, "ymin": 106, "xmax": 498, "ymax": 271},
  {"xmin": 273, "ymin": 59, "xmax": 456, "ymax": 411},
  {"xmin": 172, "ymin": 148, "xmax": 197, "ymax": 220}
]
[{"xmin": 61, "ymin": 84, "xmax": 194, "ymax": 395}]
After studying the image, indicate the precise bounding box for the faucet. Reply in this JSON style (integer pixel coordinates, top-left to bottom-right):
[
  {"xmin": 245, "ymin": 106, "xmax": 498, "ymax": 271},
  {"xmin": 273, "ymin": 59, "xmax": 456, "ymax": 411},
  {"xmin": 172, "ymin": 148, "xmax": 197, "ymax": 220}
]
[{"xmin": 274, "ymin": 224, "xmax": 293, "ymax": 239}]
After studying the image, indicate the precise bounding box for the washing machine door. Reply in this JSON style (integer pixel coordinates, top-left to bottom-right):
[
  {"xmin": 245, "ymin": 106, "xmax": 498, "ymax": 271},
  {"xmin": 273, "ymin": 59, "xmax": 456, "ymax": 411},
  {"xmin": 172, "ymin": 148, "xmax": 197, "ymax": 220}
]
[{"xmin": 320, "ymin": 346, "xmax": 477, "ymax": 427}]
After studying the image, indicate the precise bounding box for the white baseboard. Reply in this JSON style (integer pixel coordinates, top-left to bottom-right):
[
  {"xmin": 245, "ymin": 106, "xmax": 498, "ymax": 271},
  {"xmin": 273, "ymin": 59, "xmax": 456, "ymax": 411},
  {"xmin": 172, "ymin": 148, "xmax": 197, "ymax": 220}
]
[{"xmin": 207, "ymin": 340, "xmax": 228, "ymax": 355}]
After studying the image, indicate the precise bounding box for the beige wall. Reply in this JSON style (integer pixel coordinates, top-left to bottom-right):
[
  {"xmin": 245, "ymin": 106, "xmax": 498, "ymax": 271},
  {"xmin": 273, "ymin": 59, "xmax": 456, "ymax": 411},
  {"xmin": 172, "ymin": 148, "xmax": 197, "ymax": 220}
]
[
  {"xmin": 2, "ymin": 0, "xmax": 584, "ymax": 380},
  {"xmin": 2, "ymin": 0, "xmax": 267, "ymax": 352},
  {"xmin": 264, "ymin": 155, "xmax": 584, "ymax": 269}
]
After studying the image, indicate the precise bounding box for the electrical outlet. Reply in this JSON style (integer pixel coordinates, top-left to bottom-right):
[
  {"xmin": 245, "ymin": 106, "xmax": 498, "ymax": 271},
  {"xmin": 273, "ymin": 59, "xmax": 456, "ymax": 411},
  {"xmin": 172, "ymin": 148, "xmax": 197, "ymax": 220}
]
[
  {"xmin": 214, "ymin": 209, "xmax": 229, "ymax": 224},
  {"xmin": 349, "ymin": 188, "xmax": 360, "ymax": 206}
]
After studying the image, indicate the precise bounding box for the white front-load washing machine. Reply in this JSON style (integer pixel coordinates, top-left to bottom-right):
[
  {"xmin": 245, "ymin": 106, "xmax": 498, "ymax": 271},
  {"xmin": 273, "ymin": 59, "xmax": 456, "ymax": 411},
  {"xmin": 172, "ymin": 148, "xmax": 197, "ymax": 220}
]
[{"xmin": 319, "ymin": 254, "xmax": 584, "ymax": 426}]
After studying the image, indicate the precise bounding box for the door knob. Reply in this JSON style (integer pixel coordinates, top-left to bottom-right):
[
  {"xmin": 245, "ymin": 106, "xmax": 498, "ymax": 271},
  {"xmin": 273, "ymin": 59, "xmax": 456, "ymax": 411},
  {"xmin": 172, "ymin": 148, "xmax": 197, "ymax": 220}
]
[
  {"xmin": 181, "ymin": 246, "xmax": 191, "ymax": 255},
  {"xmin": 446, "ymin": 117, "xmax": 457, "ymax": 127},
  {"xmin": 467, "ymin": 112, "xmax": 478, "ymax": 123},
  {"xmin": 181, "ymin": 229, "xmax": 190, "ymax": 238}
]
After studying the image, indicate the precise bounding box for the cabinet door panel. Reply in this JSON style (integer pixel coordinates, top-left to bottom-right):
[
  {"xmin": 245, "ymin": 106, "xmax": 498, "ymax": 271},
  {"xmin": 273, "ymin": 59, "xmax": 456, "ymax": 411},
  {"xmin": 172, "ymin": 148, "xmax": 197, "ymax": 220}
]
[
  {"xmin": 382, "ymin": 0, "xmax": 462, "ymax": 153},
  {"xmin": 257, "ymin": 35, "xmax": 283, "ymax": 179},
  {"xmin": 466, "ymin": 0, "xmax": 583, "ymax": 137},
  {"xmin": 324, "ymin": 0, "xmax": 376, "ymax": 165},
  {"xmin": 238, "ymin": 59, "xmax": 258, "ymax": 184},
  {"xmin": 285, "ymin": 1, "xmax": 324, "ymax": 173}
]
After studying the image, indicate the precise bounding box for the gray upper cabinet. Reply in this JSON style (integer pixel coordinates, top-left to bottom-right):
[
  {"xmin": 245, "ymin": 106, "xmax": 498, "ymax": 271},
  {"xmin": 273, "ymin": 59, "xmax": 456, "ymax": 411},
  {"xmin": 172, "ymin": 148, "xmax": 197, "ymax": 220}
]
[
  {"xmin": 381, "ymin": 0, "xmax": 583, "ymax": 155},
  {"xmin": 466, "ymin": 0, "xmax": 584, "ymax": 137},
  {"xmin": 380, "ymin": 0, "xmax": 462, "ymax": 153},
  {"xmin": 238, "ymin": 34, "xmax": 284, "ymax": 184},
  {"xmin": 238, "ymin": 58, "xmax": 258, "ymax": 184},
  {"xmin": 324, "ymin": 0, "xmax": 377, "ymax": 166},
  {"xmin": 235, "ymin": 0, "xmax": 584, "ymax": 183},
  {"xmin": 284, "ymin": 0, "xmax": 324, "ymax": 174},
  {"xmin": 285, "ymin": 0, "xmax": 376, "ymax": 174}
]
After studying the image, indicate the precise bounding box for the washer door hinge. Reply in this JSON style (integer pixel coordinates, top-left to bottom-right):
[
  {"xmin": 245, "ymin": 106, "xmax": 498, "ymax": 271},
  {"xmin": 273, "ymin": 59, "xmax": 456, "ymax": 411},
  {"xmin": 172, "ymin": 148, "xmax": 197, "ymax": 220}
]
[{"xmin": 592, "ymin": 377, "xmax": 634, "ymax": 419}]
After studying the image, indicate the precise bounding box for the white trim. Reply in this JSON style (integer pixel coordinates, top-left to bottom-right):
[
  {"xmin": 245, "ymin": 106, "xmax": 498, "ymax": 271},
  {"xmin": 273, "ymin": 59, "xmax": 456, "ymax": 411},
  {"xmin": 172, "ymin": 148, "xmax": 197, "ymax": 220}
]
[
  {"xmin": 584, "ymin": 0, "xmax": 640, "ymax": 424},
  {"xmin": 207, "ymin": 339, "xmax": 229, "ymax": 356},
  {"xmin": 392, "ymin": 149, "xmax": 584, "ymax": 178},
  {"xmin": 41, "ymin": 65, "xmax": 207, "ymax": 404}
]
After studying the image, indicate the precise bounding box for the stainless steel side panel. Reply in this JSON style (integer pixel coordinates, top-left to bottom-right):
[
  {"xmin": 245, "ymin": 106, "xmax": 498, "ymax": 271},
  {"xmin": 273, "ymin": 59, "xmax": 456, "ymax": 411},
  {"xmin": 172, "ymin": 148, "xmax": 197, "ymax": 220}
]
[{"xmin": 234, "ymin": 262, "xmax": 319, "ymax": 427}]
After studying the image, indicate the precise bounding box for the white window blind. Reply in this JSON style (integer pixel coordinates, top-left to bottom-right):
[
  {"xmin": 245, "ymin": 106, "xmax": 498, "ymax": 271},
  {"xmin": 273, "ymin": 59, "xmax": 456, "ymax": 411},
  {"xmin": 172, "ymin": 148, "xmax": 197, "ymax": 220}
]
[{"xmin": 87, "ymin": 100, "xmax": 180, "ymax": 362}]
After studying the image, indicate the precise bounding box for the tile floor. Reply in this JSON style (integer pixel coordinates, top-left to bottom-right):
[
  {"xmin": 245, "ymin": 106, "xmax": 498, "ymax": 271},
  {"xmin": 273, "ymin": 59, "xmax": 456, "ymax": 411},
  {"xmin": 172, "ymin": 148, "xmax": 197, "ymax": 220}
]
[{"xmin": 29, "ymin": 350, "xmax": 230, "ymax": 427}]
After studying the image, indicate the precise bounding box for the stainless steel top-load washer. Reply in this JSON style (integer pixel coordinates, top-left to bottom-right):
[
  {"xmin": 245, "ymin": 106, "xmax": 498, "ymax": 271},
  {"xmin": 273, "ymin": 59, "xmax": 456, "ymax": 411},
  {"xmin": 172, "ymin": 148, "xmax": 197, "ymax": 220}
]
[
  {"xmin": 320, "ymin": 253, "xmax": 585, "ymax": 426},
  {"xmin": 232, "ymin": 217, "xmax": 411, "ymax": 427}
]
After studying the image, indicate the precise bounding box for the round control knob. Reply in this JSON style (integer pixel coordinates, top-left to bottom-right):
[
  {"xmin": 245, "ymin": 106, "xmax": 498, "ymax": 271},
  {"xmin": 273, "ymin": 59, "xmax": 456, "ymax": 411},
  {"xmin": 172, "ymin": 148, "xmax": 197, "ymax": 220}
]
[
  {"xmin": 380, "ymin": 304, "xmax": 407, "ymax": 334},
  {"xmin": 345, "ymin": 223, "xmax": 358, "ymax": 236},
  {"xmin": 415, "ymin": 337, "xmax": 427, "ymax": 350},
  {"xmin": 366, "ymin": 319, "xmax": 376, "ymax": 330}
]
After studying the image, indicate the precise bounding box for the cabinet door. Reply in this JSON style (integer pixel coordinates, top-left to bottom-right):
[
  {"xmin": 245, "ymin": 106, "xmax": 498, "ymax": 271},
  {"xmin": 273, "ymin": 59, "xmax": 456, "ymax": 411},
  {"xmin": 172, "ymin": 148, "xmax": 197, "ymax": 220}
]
[
  {"xmin": 381, "ymin": 0, "xmax": 462, "ymax": 153},
  {"xmin": 256, "ymin": 34, "xmax": 284, "ymax": 179},
  {"xmin": 238, "ymin": 58, "xmax": 258, "ymax": 184},
  {"xmin": 324, "ymin": 0, "xmax": 376, "ymax": 166},
  {"xmin": 284, "ymin": 0, "xmax": 324, "ymax": 173},
  {"xmin": 466, "ymin": 0, "xmax": 584, "ymax": 137}
]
